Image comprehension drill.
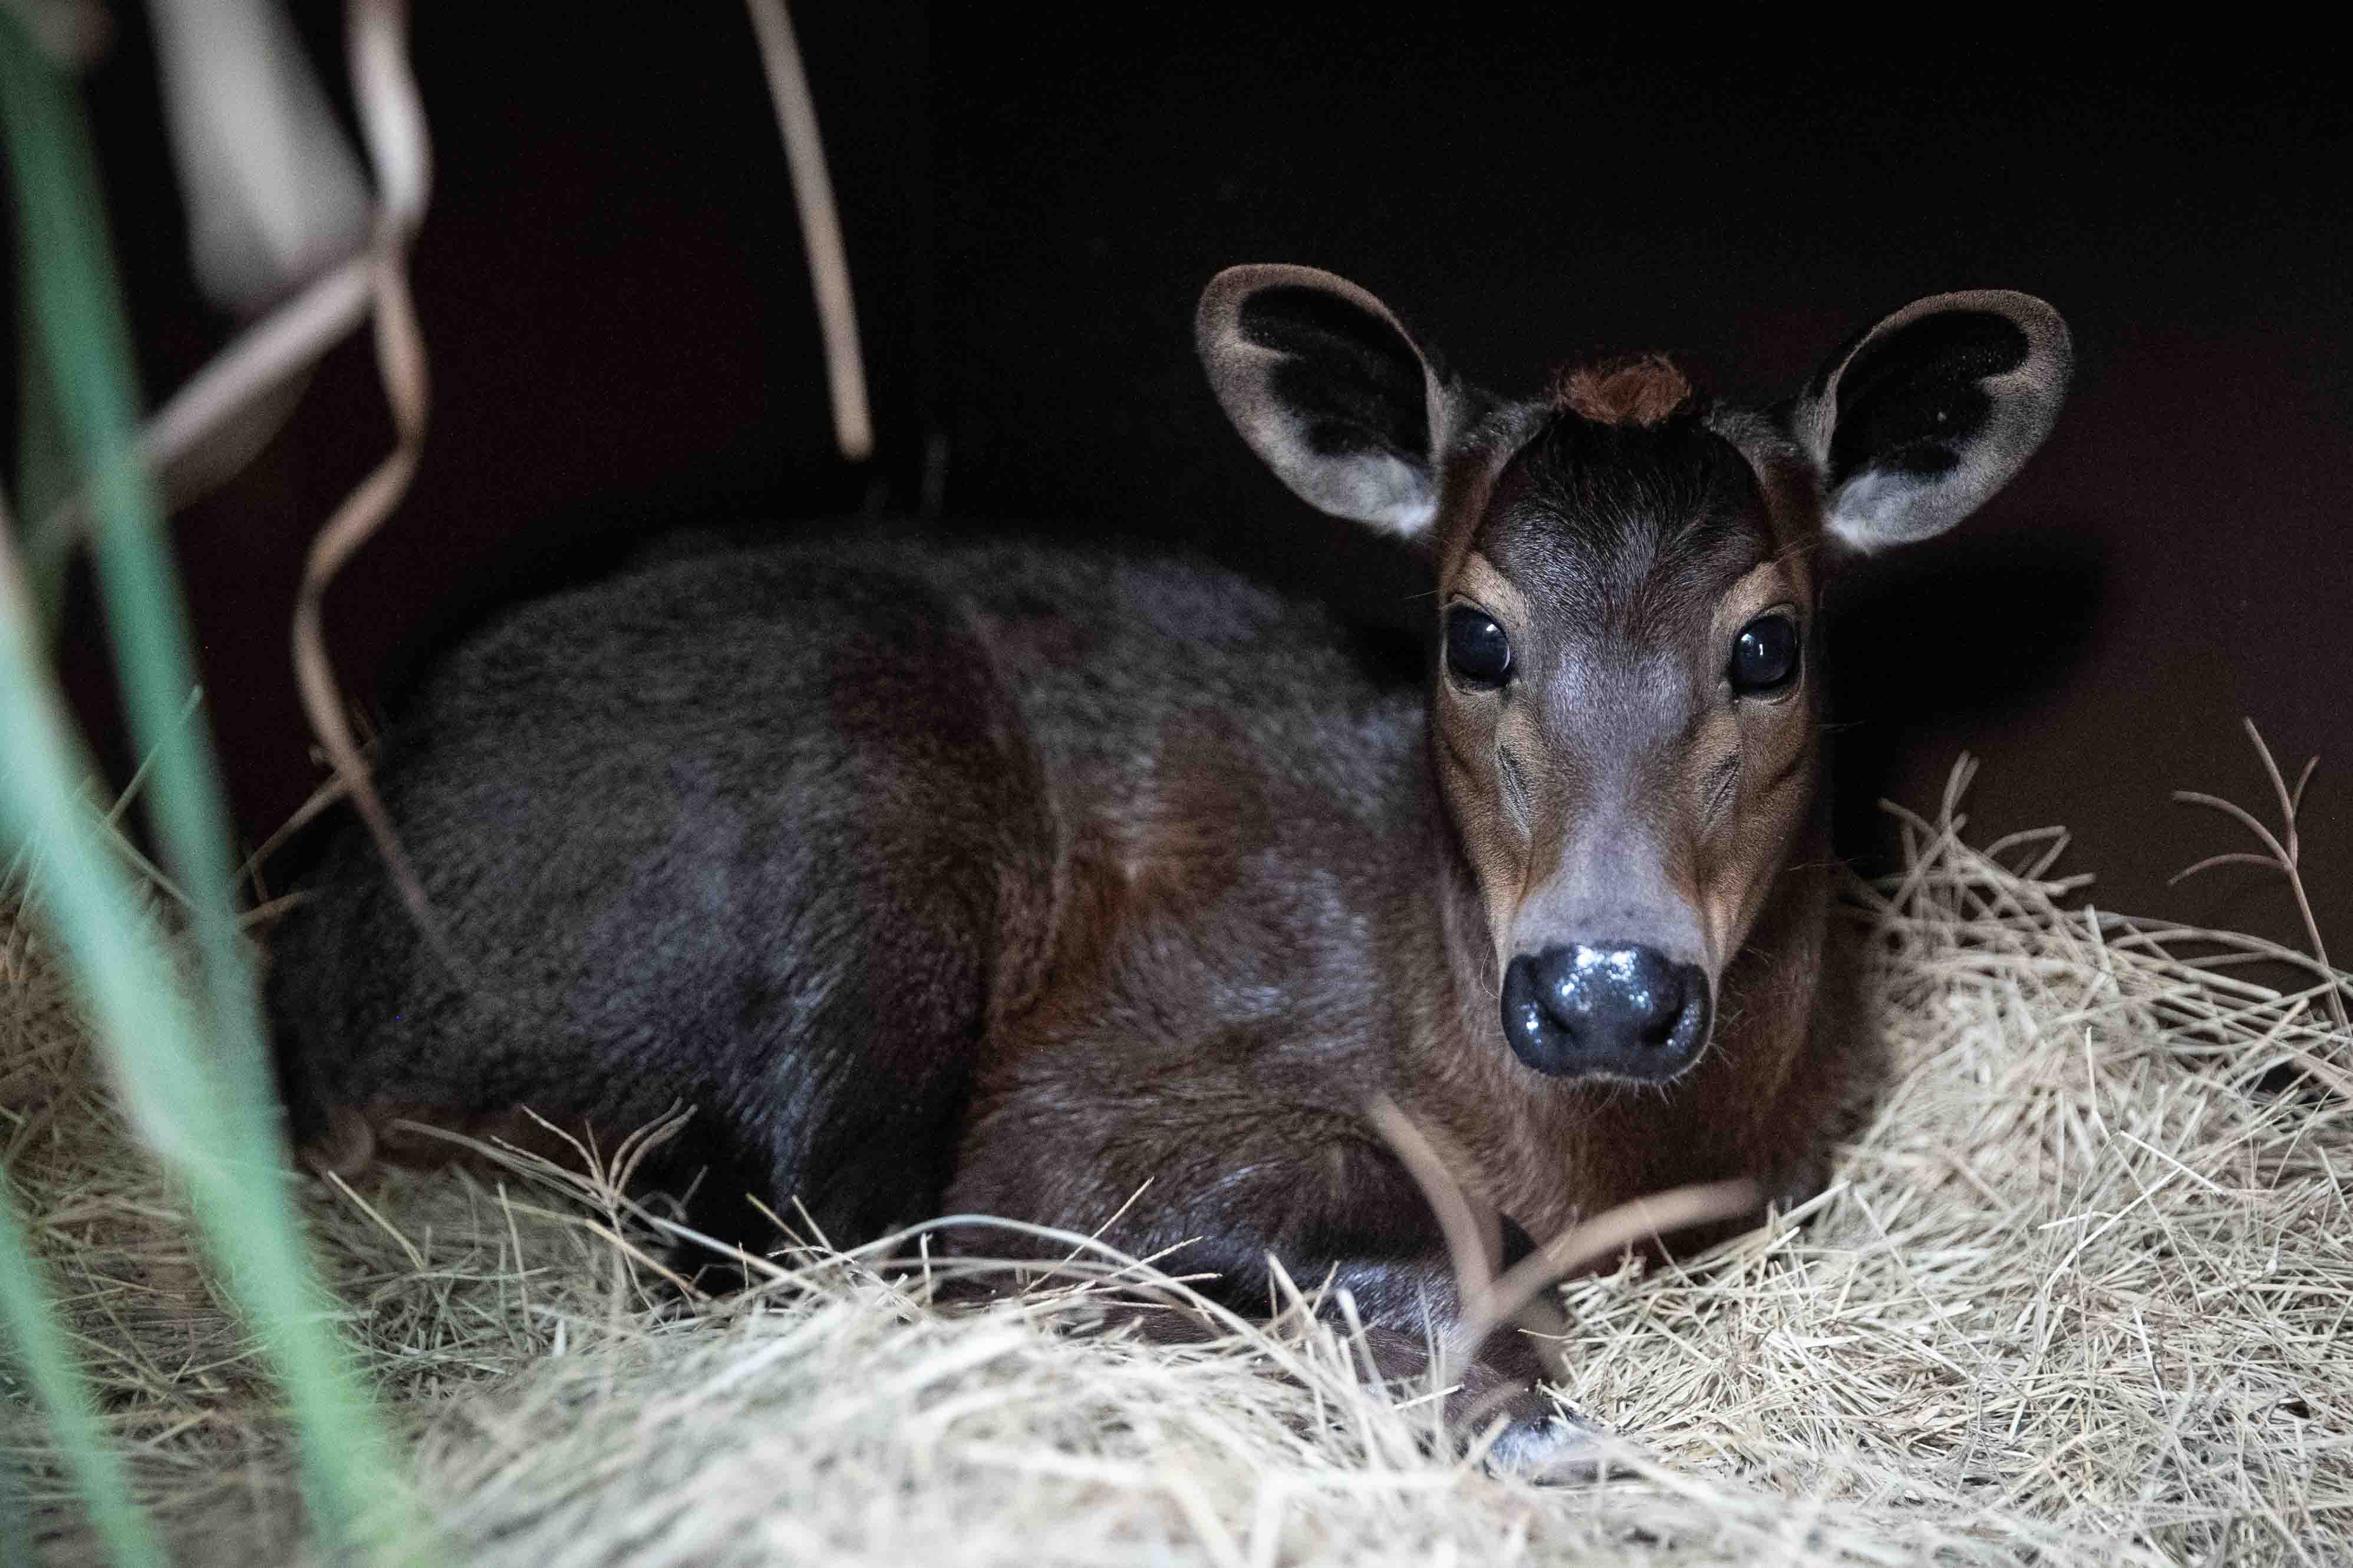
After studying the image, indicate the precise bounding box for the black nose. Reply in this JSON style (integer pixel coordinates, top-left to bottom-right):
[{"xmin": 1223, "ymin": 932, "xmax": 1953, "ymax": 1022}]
[{"xmin": 1501, "ymin": 943, "xmax": 1712, "ymax": 1081}]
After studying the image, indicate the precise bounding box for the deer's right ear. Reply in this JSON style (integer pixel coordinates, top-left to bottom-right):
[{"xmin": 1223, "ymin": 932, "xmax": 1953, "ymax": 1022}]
[{"xmin": 1197, "ymin": 265, "xmax": 1456, "ymax": 537}]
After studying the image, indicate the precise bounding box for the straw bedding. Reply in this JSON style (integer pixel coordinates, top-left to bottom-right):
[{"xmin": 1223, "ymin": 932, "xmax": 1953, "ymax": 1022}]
[{"xmin": 4, "ymin": 768, "xmax": 2348, "ymax": 1566}]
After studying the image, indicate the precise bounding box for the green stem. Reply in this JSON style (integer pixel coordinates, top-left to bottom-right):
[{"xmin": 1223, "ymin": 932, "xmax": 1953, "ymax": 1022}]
[{"xmin": 0, "ymin": 17, "xmax": 420, "ymax": 1563}]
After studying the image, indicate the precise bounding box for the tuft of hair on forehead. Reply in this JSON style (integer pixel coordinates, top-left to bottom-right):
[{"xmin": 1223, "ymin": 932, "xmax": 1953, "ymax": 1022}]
[{"xmin": 1551, "ymin": 353, "xmax": 1696, "ymax": 428}]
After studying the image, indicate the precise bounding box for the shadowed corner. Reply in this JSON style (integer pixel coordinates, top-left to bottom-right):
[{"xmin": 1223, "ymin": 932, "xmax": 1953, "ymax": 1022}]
[{"xmin": 1820, "ymin": 514, "xmax": 2107, "ymax": 874}]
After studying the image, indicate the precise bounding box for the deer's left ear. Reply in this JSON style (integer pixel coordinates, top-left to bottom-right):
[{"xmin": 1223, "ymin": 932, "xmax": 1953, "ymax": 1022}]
[{"xmin": 1794, "ymin": 291, "xmax": 2072, "ymax": 551}]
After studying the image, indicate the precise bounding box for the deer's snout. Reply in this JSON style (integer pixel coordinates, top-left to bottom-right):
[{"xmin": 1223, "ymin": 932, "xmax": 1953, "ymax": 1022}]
[{"xmin": 1501, "ymin": 943, "xmax": 1712, "ymax": 1082}]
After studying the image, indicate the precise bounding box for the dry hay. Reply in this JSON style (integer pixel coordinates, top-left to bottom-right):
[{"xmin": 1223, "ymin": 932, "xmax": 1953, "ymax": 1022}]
[{"xmin": 4, "ymin": 773, "xmax": 2349, "ymax": 1566}]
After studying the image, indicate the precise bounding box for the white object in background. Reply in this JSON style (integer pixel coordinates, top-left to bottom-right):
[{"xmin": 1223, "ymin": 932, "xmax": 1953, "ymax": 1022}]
[{"xmin": 149, "ymin": 0, "xmax": 371, "ymax": 316}]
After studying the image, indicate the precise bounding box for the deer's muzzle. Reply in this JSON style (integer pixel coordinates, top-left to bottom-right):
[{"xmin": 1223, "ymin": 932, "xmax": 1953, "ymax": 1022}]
[{"xmin": 1500, "ymin": 942, "xmax": 1712, "ymax": 1082}]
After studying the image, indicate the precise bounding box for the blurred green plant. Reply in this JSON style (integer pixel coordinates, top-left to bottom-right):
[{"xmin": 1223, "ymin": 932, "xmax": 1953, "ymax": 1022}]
[
  {"xmin": 0, "ymin": 1190, "xmax": 162, "ymax": 1567},
  {"xmin": 0, "ymin": 13, "xmax": 421, "ymax": 1564}
]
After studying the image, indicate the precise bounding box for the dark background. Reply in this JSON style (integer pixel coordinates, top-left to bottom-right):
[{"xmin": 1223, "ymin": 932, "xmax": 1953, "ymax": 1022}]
[{"xmin": 33, "ymin": 6, "xmax": 2353, "ymax": 948}]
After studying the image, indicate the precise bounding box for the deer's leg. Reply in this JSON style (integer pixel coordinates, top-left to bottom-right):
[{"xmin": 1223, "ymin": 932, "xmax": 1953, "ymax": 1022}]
[{"xmin": 947, "ymin": 1111, "xmax": 1601, "ymax": 1478}]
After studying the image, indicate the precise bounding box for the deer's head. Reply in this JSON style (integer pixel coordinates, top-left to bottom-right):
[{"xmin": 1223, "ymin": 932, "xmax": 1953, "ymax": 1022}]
[{"xmin": 1199, "ymin": 266, "xmax": 2069, "ymax": 1082}]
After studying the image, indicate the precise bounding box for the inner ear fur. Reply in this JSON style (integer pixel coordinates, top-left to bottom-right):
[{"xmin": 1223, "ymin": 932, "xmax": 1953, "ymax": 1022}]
[
  {"xmin": 1196, "ymin": 265, "xmax": 1458, "ymax": 537},
  {"xmin": 1796, "ymin": 290, "xmax": 2072, "ymax": 552}
]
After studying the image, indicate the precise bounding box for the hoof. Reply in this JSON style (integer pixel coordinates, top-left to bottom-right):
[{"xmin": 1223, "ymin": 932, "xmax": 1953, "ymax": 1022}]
[
  {"xmin": 301, "ymin": 1102, "xmax": 376, "ymax": 1178},
  {"xmin": 1482, "ymin": 1405, "xmax": 1609, "ymax": 1485}
]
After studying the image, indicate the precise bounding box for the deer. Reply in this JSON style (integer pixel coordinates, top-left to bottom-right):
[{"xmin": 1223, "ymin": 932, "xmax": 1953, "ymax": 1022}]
[{"xmin": 267, "ymin": 264, "xmax": 2071, "ymax": 1475}]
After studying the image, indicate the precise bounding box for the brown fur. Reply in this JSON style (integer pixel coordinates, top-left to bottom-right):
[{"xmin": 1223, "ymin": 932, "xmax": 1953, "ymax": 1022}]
[{"xmin": 1551, "ymin": 353, "xmax": 1695, "ymax": 427}]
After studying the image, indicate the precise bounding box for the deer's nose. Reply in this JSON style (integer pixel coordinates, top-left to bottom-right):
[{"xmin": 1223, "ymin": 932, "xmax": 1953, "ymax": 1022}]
[{"xmin": 1501, "ymin": 943, "xmax": 1711, "ymax": 1081}]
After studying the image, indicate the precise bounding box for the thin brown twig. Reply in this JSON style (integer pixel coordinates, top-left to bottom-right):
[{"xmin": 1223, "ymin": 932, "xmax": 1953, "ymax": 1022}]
[
  {"xmin": 1368, "ymin": 1094, "xmax": 1761, "ymax": 1400},
  {"xmin": 1363, "ymin": 1097, "xmax": 1500, "ymax": 1310},
  {"xmin": 29, "ymin": 260, "xmax": 373, "ymax": 564},
  {"xmin": 286, "ymin": 0, "xmax": 465, "ymax": 978},
  {"xmin": 1451, "ymin": 1178, "xmax": 1759, "ymax": 1376},
  {"xmin": 233, "ymin": 762, "xmax": 359, "ymax": 900},
  {"xmin": 743, "ymin": 0, "xmax": 872, "ymax": 462}
]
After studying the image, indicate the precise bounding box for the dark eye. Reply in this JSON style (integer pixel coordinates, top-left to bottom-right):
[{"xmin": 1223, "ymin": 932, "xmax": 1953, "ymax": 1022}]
[
  {"xmin": 1729, "ymin": 613, "xmax": 1801, "ymax": 696},
  {"xmin": 1444, "ymin": 606, "xmax": 1512, "ymax": 688}
]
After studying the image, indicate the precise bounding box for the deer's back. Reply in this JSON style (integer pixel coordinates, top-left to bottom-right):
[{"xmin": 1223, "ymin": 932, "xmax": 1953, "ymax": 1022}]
[{"xmin": 268, "ymin": 537, "xmax": 1431, "ymax": 1228}]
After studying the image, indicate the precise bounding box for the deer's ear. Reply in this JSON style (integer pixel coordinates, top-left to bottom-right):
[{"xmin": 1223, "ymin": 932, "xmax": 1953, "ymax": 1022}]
[
  {"xmin": 1794, "ymin": 291, "xmax": 2072, "ymax": 552},
  {"xmin": 1197, "ymin": 265, "xmax": 1461, "ymax": 537}
]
